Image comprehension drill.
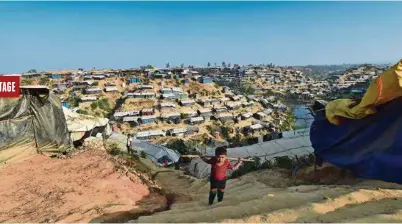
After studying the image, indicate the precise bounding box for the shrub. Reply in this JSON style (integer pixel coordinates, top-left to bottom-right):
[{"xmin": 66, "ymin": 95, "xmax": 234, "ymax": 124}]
[
  {"xmin": 180, "ymin": 113, "xmax": 189, "ymax": 119},
  {"xmin": 98, "ymin": 99, "xmax": 111, "ymax": 112},
  {"xmin": 140, "ymin": 151, "xmax": 147, "ymax": 158},
  {"xmin": 206, "ymin": 125, "xmax": 216, "ymax": 135},
  {"xmin": 21, "ymin": 78, "xmax": 34, "ymax": 86},
  {"xmin": 220, "ymin": 126, "xmax": 230, "ymax": 139},
  {"xmin": 166, "ymin": 139, "xmax": 189, "ymax": 155},
  {"xmin": 231, "ymin": 157, "xmax": 261, "ymax": 178},
  {"xmin": 77, "ymin": 109, "xmax": 88, "ymax": 115},
  {"xmin": 230, "ymin": 154, "xmax": 315, "ymax": 179},
  {"xmin": 106, "ymin": 143, "xmax": 120, "ymax": 156},
  {"xmin": 39, "ymin": 76, "xmax": 48, "ymax": 85},
  {"xmin": 90, "ymin": 102, "xmax": 98, "ymax": 109},
  {"xmin": 274, "ymin": 156, "xmax": 294, "ymax": 169}
]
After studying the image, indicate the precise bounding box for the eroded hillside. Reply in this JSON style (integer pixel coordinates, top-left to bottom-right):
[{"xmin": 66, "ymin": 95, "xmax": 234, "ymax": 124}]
[{"xmin": 136, "ymin": 165, "xmax": 402, "ymax": 223}]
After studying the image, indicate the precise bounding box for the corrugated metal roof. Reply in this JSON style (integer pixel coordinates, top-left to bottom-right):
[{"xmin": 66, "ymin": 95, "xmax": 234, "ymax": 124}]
[
  {"xmin": 81, "ymin": 96, "xmax": 97, "ymax": 101},
  {"xmin": 138, "ymin": 85, "xmax": 154, "ymax": 89},
  {"xmin": 190, "ymin": 116, "xmax": 204, "ymax": 122},
  {"xmin": 123, "ymin": 116, "xmax": 139, "ymax": 122},
  {"xmin": 206, "ymin": 134, "xmax": 313, "ymax": 163},
  {"xmin": 198, "ymin": 108, "xmax": 212, "ymax": 113},
  {"xmin": 171, "ymin": 87, "xmax": 183, "ymax": 92},
  {"xmin": 162, "ymin": 93, "xmax": 176, "ymax": 98},
  {"xmin": 140, "ymin": 115, "xmax": 156, "ymax": 120},
  {"xmin": 86, "ymin": 88, "xmax": 102, "ymax": 92},
  {"xmin": 169, "ymin": 128, "xmax": 187, "ymax": 134},
  {"xmin": 20, "ymin": 85, "xmax": 49, "ymax": 89},
  {"xmin": 216, "ymin": 113, "xmax": 233, "ymax": 118},
  {"xmin": 184, "ymin": 110, "xmax": 197, "ymax": 115},
  {"xmin": 114, "ymin": 110, "xmax": 140, "ymax": 117},
  {"xmin": 149, "ymin": 130, "xmax": 165, "ymax": 136},
  {"xmin": 181, "ymin": 99, "xmax": 195, "ymax": 104},
  {"xmin": 250, "ymin": 124, "xmax": 263, "ymax": 130},
  {"xmin": 105, "ymin": 87, "xmax": 118, "ymax": 91},
  {"xmin": 130, "ymin": 139, "xmax": 180, "ymax": 166},
  {"xmin": 142, "ymin": 108, "xmax": 153, "ymax": 112},
  {"xmin": 160, "ymin": 102, "xmax": 176, "ymax": 107}
]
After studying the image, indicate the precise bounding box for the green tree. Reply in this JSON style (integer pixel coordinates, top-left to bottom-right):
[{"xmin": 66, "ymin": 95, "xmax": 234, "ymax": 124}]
[
  {"xmin": 279, "ymin": 111, "xmax": 296, "ymax": 131},
  {"xmin": 140, "ymin": 151, "xmax": 147, "ymax": 158},
  {"xmin": 90, "ymin": 102, "xmax": 98, "ymax": 109},
  {"xmin": 77, "ymin": 109, "xmax": 88, "ymax": 115},
  {"xmin": 206, "ymin": 125, "xmax": 216, "ymax": 136},
  {"xmin": 207, "ymin": 62, "xmax": 211, "ymax": 67},
  {"xmin": 220, "ymin": 126, "xmax": 230, "ymax": 139},
  {"xmin": 98, "ymin": 99, "xmax": 111, "ymax": 112},
  {"xmin": 166, "ymin": 139, "xmax": 192, "ymax": 155},
  {"xmin": 230, "ymin": 133, "xmax": 242, "ymax": 145}
]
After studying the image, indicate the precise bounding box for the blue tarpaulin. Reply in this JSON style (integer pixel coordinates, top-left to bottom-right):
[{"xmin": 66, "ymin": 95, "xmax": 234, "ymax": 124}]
[{"xmin": 310, "ymin": 97, "xmax": 402, "ymax": 184}]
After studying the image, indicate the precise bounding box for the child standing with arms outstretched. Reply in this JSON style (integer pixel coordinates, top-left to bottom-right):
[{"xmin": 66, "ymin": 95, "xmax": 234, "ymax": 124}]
[{"xmin": 201, "ymin": 146, "xmax": 244, "ymax": 205}]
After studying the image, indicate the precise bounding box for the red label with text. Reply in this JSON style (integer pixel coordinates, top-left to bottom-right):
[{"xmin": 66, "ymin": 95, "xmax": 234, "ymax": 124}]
[{"xmin": 0, "ymin": 76, "xmax": 20, "ymax": 98}]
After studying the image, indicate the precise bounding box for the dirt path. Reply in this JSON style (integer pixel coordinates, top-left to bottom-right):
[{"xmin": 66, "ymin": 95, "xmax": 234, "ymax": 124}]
[{"xmin": 135, "ymin": 167, "xmax": 402, "ymax": 223}]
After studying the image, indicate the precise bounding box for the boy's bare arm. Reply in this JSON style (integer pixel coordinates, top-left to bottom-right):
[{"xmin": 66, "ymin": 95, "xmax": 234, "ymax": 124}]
[
  {"xmin": 231, "ymin": 158, "xmax": 243, "ymax": 171},
  {"xmin": 200, "ymin": 156, "xmax": 211, "ymax": 164}
]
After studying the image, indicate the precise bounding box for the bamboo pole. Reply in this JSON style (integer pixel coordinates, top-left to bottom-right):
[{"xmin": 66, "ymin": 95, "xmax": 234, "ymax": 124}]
[{"xmin": 181, "ymin": 154, "xmax": 255, "ymax": 162}]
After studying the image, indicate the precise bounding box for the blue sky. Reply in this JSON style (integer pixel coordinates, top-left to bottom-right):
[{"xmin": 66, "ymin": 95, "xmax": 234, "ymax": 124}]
[{"xmin": 0, "ymin": 1, "xmax": 402, "ymax": 73}]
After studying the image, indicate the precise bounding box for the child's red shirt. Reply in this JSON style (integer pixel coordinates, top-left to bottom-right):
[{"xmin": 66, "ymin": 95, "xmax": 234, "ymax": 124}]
[{"xmin": 206, "ymin": 157, "xmax": 234, "ymax": 181}]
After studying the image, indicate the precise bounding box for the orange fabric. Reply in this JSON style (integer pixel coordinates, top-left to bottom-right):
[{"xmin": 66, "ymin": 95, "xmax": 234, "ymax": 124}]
[{"xmin": 326, "ymin": 59, "xmax": 402, "ymax": 125}]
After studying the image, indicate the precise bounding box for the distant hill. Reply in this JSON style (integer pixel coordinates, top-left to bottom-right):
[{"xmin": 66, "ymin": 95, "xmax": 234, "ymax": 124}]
[
  {"xmin": 295, "ymin": 64, "xmax": 355, "ymax": 78},
  {"xmin": 296, "ymin": 62, "xmax": 392, "ymax": 78}
]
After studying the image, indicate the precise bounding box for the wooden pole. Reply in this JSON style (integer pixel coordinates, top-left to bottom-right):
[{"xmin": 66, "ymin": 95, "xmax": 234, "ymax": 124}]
[{"xmin": 181, "ymin": 154, "xmax": 255, "ymax": 162}]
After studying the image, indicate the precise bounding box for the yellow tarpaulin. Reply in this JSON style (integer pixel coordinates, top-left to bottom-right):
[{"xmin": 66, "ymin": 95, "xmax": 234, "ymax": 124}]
[{"xmin": 326, "ymin": 59, "xmax": 402, "ymax": 125}]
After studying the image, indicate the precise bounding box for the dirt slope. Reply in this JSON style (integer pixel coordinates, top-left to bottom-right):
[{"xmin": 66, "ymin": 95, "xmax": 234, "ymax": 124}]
[
  {"xmin": 0, "ymin": 149, "xmax": 166, "ymax": 223},
  {"xmin": 136, "ymin": 168, "xmax": 402, "ymax": 223},
  {"xmin": 2, "ymin": 146, "xmax": 402, "ymax": 223}
]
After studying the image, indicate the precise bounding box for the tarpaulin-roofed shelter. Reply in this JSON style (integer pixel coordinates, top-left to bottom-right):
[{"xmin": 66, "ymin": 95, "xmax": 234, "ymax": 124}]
[
  {"xmin": 311, "ymin": 97, "xmax": 402, "ymax": 184},
  {"xmin": 63, "ymin": 107, "xmax": 110, "ymax": 142},
  {"xmin": 130, "ymin": 139, "xmax": 180, "ymax": 167},
  {"xmin": 311, "ymin": 60, "xmax": 402, "ymax": 183},
  {"xmin": 325, "ymin": 59, "xmax": 402, "ymax": 126},
  {"xmin": 187, "ymin": 132, "xmax": 313, "ymax": 179},
  {"xmin": 0, "ymin": 86, "xmax": 72, "ymax": 164}
]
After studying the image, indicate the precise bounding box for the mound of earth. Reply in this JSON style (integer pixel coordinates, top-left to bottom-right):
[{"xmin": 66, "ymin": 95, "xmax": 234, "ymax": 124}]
[
  {"xmin": 0, "ymin": 149, "xmax": 166, "ymax": 223},
  {"xmin": 136, "ymin": 166, "xmax": 402, "ymax": 223}
]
